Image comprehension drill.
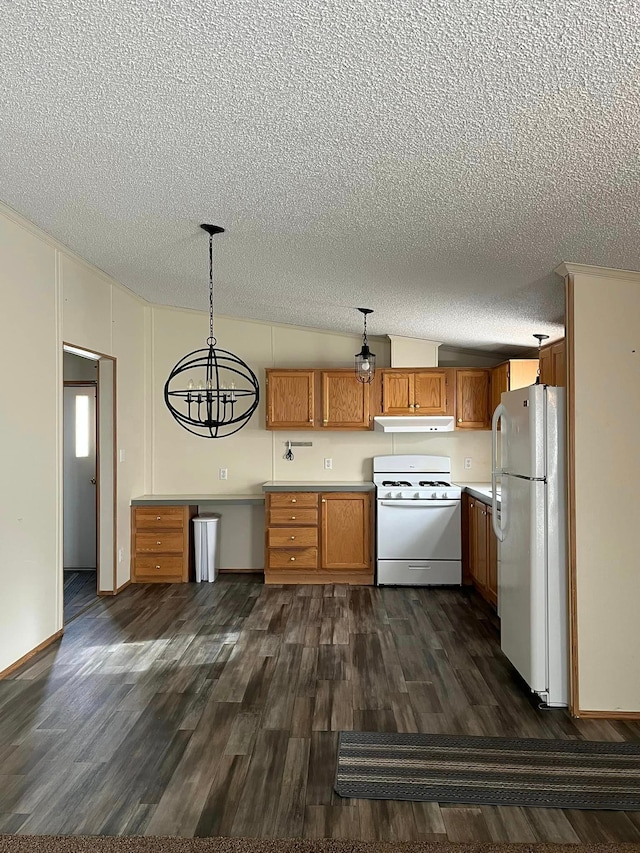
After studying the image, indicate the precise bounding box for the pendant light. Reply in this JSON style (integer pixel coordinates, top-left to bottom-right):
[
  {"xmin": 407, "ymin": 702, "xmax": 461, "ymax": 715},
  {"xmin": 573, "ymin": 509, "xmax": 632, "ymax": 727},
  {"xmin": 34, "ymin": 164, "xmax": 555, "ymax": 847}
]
[
  {"xmin": 355, "ymin": 308, "xmax": 376, "ymax": 384},
  {"xmin": 164, "ymin": 225, "xmax": 260, "ymax": 438},
  {"xmin": 533, "ymin": 333, "xmax": 550, "ymax": 384}
]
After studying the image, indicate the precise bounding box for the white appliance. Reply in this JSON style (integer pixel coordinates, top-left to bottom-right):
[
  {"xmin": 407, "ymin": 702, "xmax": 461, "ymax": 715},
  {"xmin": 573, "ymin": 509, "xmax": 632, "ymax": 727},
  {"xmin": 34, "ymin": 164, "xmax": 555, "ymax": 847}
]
[
  {"xmin": 374, "ymin": 455, "xmax": 462, "ymax": 585},
  {"xmin": 373, "ymin": 416, "xmax": 455, "ymax": 433},
  {"xmin": 491, "ymin": 384, "xmax": 568, "ymax": 708}
]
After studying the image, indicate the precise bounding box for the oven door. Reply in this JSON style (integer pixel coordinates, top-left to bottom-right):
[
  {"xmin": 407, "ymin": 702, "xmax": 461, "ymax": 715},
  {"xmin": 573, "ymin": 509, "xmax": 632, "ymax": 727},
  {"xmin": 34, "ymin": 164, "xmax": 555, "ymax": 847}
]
[{"xmin": 377, "ymin": 500, "xmax": 461, "ymax": 560}]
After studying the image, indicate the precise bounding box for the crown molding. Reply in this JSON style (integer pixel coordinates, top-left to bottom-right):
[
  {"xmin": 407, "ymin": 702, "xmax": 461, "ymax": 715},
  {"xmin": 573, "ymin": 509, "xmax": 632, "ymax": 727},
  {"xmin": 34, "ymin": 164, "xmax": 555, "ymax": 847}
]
[{"xmin": 555, "ymin": 261, "xmax": 640, "ymax": 283}]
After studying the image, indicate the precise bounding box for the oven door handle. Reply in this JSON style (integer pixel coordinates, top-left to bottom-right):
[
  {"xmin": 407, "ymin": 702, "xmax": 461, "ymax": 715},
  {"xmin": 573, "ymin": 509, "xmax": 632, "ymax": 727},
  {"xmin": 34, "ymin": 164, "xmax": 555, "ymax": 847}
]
[{"xmin": 378, "ymin": 500, "xmax": 460, "ymax": 508}]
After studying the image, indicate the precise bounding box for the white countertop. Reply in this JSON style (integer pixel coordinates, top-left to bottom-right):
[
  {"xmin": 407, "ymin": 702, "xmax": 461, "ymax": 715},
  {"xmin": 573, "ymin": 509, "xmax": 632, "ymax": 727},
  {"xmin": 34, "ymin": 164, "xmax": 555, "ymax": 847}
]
[{"xmin": 455, "ymin": 482, "xmax": 500, "ymax": 506}]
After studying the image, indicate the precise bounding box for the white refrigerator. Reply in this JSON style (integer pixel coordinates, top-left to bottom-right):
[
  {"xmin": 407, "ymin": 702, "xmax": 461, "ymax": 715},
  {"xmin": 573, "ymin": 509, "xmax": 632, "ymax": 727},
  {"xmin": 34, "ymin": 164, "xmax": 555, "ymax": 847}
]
[{"xmin": 491, "ymin": 384, "xmax": 568, "ymax": 708}]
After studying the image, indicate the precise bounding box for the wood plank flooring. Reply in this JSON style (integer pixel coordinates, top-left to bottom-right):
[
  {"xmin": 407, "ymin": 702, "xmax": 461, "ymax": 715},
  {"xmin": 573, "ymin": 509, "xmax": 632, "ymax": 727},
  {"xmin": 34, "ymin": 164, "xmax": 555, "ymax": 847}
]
[
  {"xmin": 2, "ymin": 577, "xmax": 640, "ymax": 841},
  {"xmin": 62, "ymin": 570, "xmax": 98, "ymax": 623}
]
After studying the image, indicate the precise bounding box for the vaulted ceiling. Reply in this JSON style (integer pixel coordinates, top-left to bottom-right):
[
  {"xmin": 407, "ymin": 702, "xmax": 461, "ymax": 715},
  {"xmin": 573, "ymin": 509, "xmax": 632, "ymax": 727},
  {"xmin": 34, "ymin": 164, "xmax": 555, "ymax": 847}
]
[{"xmin": 2, "ymin": 0, "xmax": 639, "ymax": 353}]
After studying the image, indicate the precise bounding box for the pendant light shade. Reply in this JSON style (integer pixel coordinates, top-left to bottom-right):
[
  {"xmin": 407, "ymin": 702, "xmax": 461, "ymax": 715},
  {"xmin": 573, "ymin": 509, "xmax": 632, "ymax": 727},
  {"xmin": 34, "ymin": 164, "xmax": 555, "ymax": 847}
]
[
  {"xmin": 355, "ymin": 308, "xmax": 376, "ymax": 384},
  {"xmin": 163, "ymin": 225, "xmax": 260, "ymax": 438}
]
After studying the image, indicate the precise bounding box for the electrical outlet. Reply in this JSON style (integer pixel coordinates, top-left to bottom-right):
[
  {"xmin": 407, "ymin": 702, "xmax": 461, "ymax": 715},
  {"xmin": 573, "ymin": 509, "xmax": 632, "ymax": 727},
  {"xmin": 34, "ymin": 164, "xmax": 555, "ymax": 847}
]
[
  {"xmin": 219, "ymin": 468, "xmax": 228, "ymax": 480},
  {"xmin": 324, "ymin": 458, "xmax": 332, "ymax": 470},
  {"xmin": 464, "ymin": 457, "xmax": 472, "ymax": 470},
  {"xmin": 118, "ymin": 548, "xmax": 123, "ymax": 563},
  {"xmin": 119, "ymin": 449, "xmax": 126, "ymax": 462}
]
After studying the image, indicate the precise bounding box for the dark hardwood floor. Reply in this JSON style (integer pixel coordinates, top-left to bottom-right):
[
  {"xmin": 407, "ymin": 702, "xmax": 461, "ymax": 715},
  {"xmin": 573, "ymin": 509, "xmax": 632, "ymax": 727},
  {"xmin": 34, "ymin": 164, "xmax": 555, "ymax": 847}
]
[
  {"xmin": 63, "ymin": 570, "xmax": 98, "ymax": 623},
  {"xmin": 2, "ymin": 577, "xmax": 640, "ymax": 841}
]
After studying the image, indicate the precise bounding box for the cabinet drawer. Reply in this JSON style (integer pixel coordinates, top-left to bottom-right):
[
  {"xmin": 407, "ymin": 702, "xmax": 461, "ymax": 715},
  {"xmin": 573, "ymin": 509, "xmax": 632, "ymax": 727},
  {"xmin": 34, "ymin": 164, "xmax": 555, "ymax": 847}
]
[
  {"xmin": 267, "ymin": 548, "xmax": 318, "ymax": 569},
  {"xmin": 267, "ymin": 527, "xmax": 318, "ymax": 548},
  {"xmin": 268, "ymin": 492, "xmax": 318, "ymax": 508},
  {"xmin": 135, "ymin": 531, "xmax": 184, "ymax": 553},
  {"xmin": 268, "ymin": 508, "xmax": 318, "ymax": 526},
  {"xmin": 134, "ymin": 507, "xmax": 185, "ymax": 529},
  {"xmin": 135, "ymin": 556, "xmax": 184, "ymax": 578}
]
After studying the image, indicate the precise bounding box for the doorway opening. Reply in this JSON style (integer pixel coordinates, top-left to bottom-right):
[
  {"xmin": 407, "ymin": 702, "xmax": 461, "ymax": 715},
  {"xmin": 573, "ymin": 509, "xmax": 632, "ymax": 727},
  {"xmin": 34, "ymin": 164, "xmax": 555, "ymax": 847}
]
[{"xmin": 62, "ymin": 344, "xmax": 117, "ymax": 623}]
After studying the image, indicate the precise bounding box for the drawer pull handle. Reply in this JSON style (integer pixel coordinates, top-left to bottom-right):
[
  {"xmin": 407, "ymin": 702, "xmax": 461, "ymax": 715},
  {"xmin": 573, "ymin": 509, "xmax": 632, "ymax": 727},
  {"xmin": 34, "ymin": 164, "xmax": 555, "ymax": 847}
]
[
  {"xmin": 290, "ymin": 557, "xmax": 296, "ymax": 561},
  {"xmin": 291, "ymin": 516, "xmax": 296, "ymax": 519},
  {"xmin": 156, "ymin": 541, "xmax": 161, "ymax": 545},
  {"xmin": 155, "ymin": 565, "xmax": 160, "ymax": 569},
  {"xmin": 290, "ymin": 536, "xmax": 295, "ymax": 540},
  {"xmin": 291, "ymin": 499, "xmax": 297, "ymax": 503},
  {"xmin": 156, "ymin": 516, "xmax": 161, "ymax": 520}
]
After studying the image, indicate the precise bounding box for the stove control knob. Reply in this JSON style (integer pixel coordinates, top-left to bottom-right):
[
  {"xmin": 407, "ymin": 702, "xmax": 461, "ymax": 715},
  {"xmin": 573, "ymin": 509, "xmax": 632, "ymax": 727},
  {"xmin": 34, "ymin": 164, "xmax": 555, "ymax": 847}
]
[
  {"xmin": 432, "ymin": 492, "xmax": 437, "ymax": 499},
  {"xmin": 386, "ymin": 491, "xmax": 392, "ymax": 498},
  {"xmin": 396, "ymin": 492, "xmax": 403, "ymax": 499},
  {"xmin": 414, "ymin": 492, "xmax": 420, "ymax": 499},
  {"xmin": 442, "ymin": 492, "xmax": 448, "ymax": 499}
]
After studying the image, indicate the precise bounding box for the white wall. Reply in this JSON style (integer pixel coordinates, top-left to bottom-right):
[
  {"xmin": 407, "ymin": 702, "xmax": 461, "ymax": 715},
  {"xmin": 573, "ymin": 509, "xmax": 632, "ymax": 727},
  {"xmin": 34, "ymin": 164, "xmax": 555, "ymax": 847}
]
[
  {"xmin": 566, "ymin": 265, "xmax": 640, "ymax": 713},
  {"xmin": 0, "ymin": 212, "xmax": 61, "ymax": 673},
  {"xmin": 0, "ymin": 202, "xmax": 147, "ymax": 673}
]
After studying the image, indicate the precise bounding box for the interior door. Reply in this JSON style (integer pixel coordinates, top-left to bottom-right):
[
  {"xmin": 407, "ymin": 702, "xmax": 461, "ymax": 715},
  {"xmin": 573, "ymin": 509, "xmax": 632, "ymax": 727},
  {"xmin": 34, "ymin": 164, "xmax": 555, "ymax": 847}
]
[{"xmin": 63, "ymin": 385, "xmax": 97, "ymax": 568}]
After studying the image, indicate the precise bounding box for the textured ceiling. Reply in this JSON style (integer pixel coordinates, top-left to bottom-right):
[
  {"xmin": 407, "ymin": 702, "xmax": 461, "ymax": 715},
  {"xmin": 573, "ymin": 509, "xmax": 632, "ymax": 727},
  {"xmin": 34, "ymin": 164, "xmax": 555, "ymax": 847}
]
[{"xmin": 2, "ymin": 0, "xmax": 639, "ymax": 353}]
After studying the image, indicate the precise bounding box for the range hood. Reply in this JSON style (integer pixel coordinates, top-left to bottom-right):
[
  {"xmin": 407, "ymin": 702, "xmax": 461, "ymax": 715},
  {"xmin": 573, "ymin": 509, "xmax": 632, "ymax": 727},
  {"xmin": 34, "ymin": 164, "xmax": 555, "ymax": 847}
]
[{"xmin": 373, "ymin": 416, "xmax": 455, "ymax": 433}]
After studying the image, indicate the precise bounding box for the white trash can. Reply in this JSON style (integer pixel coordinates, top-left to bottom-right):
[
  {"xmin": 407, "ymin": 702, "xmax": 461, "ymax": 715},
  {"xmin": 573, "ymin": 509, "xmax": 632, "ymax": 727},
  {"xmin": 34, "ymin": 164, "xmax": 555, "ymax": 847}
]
[{"xmin": 193, "ymin": 514, "xmax": 220, "ymax": 582}]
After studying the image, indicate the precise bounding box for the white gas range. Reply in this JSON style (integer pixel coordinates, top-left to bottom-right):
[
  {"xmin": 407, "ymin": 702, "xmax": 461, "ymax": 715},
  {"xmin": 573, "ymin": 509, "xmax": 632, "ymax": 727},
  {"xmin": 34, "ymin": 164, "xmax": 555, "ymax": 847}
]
[{"xmin": 374, "ymin": 455, "xmax": 462, "ymax": 586}]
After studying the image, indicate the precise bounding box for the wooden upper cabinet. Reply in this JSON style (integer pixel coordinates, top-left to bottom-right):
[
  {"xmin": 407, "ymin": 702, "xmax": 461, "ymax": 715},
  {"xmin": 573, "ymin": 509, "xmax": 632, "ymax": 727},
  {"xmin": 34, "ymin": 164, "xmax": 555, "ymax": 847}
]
[
  {"xmin": 413, "ymin": 371, "xmax": 448, "ymax": 414},
  {"xmin": 551, "ymin": 340, "xmax": 566, "ymax": 387},
  {"xmin": 320, "ymin": 492, "xmax": 371, "ymax": 571},
  {"xmin": 381, "ymin": 369, "xmax": 449, "ymax": 415},
  {"xmin": 538, "ymin": 338, "xmax": 565, "ymax": 387},
  {"xmin": 381, "ymin": 371, "xmax": 414, "ymax": 414},
  {"xmin": 266, "ymin": 370, "xmax": 315, "ymax": 429},
  {"xmin": 491, "ymin": 362, "xmax": 510, "ymax": 423},
  {"xmin": 321, "ymin": 371, "xmax": 370, "ymax": 429},
  {"xmin": 539, "ymin": 345, "xmax": 553, "ymax": 385},
  {"xmin": 491, "ymin": 359, "xmax": 538, "ymax": 427},
  {"xmin": 456, "ymin": 369, "xmax": 491, "ymax": 429}
]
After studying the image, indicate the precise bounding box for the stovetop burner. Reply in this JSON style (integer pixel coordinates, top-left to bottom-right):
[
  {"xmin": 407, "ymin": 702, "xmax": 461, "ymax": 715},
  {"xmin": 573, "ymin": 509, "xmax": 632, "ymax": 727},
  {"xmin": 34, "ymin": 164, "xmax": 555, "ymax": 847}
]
[
  {"xmin": 381, "ymin": 480, "xmax": 412, "ymax": 487},
  {"xmin": 419, "ymin": 480, "xmax": 451, "ymax": 487}
]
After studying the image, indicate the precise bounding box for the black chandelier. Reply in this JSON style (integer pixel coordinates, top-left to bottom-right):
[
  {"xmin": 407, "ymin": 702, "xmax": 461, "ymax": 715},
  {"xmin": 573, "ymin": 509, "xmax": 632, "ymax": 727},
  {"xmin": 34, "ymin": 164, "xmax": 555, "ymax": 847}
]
[
  {"xmin": 354, "ymin": 308, "xmax": 376, "ymax": 384},
  {"xmin": 164, "ymin": 224, "xmax": 260, "ymax": 438}
]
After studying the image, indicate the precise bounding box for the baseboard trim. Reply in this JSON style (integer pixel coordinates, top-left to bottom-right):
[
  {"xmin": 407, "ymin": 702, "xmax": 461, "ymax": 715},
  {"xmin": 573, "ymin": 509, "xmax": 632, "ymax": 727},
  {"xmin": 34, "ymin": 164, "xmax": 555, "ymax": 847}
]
[
  {"xmin": 218, "ymin": 568, "xmax": 264, "ymax": 574},
  {"xmin": 576, "ymin": 709, "xmax": 640, "ymax": 720},
  {"xmin": 115, "ymin": 579, "xmax": 131, "ymax": 593},
  {"xmin": 0, "ymin": 629, "xmax": 64, "ymax": 679}
]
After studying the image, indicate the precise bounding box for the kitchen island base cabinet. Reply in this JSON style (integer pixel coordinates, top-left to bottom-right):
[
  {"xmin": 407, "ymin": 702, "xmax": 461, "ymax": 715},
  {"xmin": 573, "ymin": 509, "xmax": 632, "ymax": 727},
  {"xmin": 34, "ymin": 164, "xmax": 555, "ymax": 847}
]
[
  {"xmin": 131, "ymin": 505, "xmax": 197, "ymax": 583},
  {"xmin": 265, "ymin": 491, "xmax": 373, "ymax": 584}
]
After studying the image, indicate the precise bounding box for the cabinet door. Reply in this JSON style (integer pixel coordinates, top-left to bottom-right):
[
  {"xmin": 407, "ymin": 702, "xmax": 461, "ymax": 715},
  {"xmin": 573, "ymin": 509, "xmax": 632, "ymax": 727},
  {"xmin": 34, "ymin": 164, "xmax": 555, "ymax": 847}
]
[
  {"xmin": 266, "ymin": 370, "xmax": 315, "ymax": 429},
  {"xmin": 491, "ymin": 362, "xmax": 509, "ymax": 426},
  {"xmin": 413, "ymin": 371, "xmax": 448, "ymax": 415},
  {"xmin": 486, "ymin": 505, "xmax": 498, "ymax": 607},
  {"xmin": 321, "ymin": 371, "xmax": 370, "ymax": 429},
  {"xmin": 381, "ymin": 371, "xmax": 414, "ymax": 414},
  {"xmin": 320, "ymin": 493, "xmax": 371, "ymax": 570},
  {"xmin": 456, "ymin": 370, "xmax": 491, "ymax": 429},
  {"xmin": 551, "ymin": 340, "xmax": 566, "ymax": 387},
  {"xmin": 472, "ymin": 502, "xmax": 488, "ymax": 589},
  {"xmin": 539, "ymin": 346, "xmax": 553, "ymax": 385}
]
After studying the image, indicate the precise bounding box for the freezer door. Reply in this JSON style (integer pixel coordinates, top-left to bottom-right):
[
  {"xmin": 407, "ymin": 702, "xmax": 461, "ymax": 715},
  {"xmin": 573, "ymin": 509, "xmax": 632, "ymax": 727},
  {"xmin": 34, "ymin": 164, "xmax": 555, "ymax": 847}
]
[
  {"xmin": 500, "ymin": 385, "xmax": 545, "ymax": 479},
  {"xmin": 499, "ymin": 474, "xmax": 547, "ymax": 694}
]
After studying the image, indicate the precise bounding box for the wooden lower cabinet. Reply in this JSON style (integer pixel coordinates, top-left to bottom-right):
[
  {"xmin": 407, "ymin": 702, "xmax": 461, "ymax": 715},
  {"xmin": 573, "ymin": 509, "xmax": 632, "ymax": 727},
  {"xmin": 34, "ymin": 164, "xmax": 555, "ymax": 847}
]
[
  {"xmin": 264, "ymin": 491, "xmax": 373, "ymax": 584},
  {"xmin": 463, "ymin": 494, "xmax": 498, "ymax": 608},
  {"xmin": 131, "ymin": 504, "xmax": 197, "ymax": 582}
]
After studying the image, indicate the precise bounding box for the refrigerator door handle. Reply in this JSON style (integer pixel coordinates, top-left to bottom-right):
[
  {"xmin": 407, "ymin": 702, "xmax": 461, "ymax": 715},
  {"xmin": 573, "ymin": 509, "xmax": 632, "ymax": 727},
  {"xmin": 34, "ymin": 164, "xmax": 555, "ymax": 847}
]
[{"xmin": 492, "ymin": 402, "xmax": 506, "ymax": 541}]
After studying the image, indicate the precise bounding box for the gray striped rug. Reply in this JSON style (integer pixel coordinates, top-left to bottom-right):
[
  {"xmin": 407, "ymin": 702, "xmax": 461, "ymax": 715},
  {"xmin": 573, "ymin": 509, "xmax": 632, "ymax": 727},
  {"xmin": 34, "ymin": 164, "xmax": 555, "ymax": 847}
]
[{"xmin": 335, "ymin": 731, "xmax": 640, "ymax": 809}]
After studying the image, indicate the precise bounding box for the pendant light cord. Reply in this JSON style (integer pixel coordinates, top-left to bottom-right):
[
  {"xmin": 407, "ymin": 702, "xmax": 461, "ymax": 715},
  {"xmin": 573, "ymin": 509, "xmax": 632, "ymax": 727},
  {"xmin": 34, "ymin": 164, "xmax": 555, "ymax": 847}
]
[
  {"xmin": 362, "ymin": 311, "xmax": 368, "ymax": 346},
  {"xmin": 208, "ymin": 233, "xmax": 215, "ymax": 346}
]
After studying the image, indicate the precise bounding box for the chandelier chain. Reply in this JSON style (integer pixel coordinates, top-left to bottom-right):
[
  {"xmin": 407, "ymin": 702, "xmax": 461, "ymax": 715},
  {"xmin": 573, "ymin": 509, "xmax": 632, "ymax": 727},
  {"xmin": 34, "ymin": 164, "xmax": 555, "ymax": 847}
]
[{"xmin": 208, "ymin": 233, "xmax": 215, "ymax": 344}]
